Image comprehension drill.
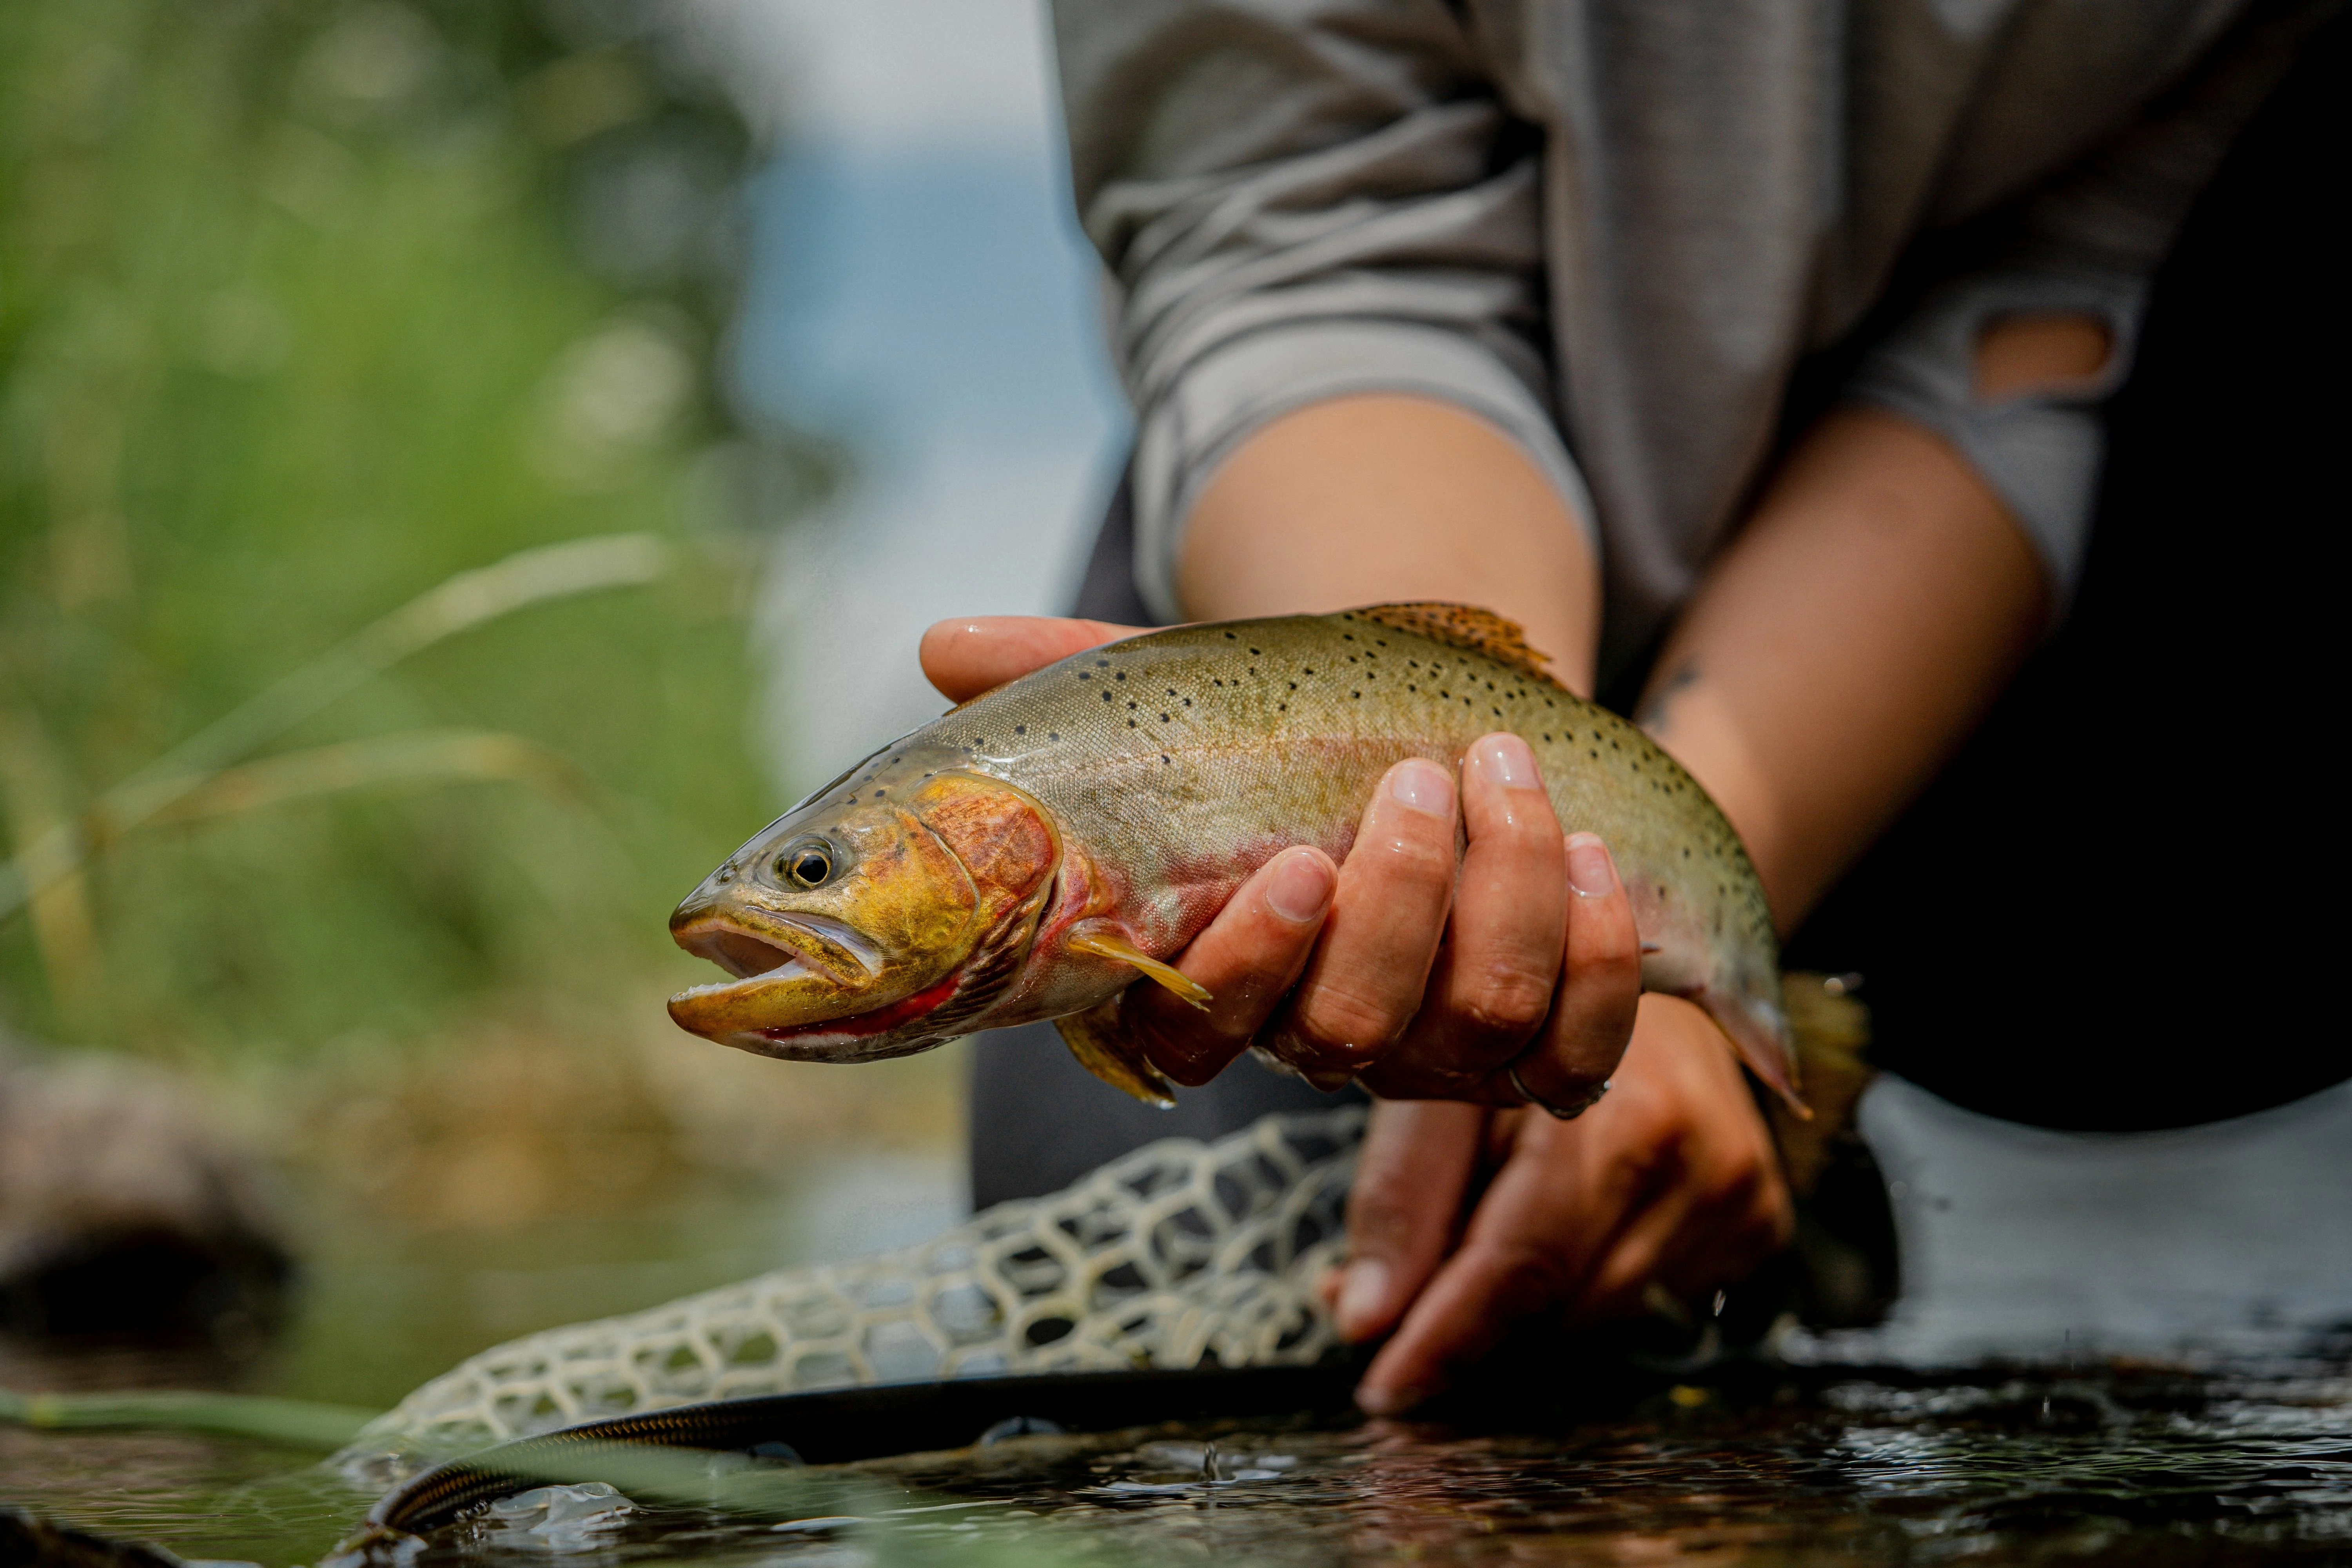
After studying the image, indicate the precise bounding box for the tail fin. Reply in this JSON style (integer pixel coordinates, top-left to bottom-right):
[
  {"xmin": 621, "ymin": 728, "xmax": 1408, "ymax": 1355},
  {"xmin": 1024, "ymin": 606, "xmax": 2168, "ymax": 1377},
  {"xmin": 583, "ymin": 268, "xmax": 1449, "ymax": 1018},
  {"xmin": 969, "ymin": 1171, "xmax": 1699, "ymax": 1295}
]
[{"xmin": 1769, "ymin": 973, "xmax": 1874, "ymax": 1196}]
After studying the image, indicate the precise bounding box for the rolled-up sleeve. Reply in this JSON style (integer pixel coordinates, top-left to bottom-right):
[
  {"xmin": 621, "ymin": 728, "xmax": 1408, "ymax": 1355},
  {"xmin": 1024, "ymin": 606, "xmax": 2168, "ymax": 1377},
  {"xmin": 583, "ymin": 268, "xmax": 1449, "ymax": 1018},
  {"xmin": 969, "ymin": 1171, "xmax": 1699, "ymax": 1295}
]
[
  {"xmin": 1053, "ymin": 0, "xmax": 1591, "ymax": 622},
  {"xmin": 1843, "ymin": 2, "xmax": 2317, "ymax": 602},
  {"xmin": 1845, "ymin": 269, "xmax": 2144, "ymax": 593}
]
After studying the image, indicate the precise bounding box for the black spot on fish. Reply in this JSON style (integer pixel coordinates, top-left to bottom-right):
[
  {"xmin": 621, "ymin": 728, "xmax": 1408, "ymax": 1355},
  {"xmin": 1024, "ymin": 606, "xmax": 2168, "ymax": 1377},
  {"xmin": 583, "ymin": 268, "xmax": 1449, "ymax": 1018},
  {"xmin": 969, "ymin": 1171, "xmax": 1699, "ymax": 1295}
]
[
  {"xmin": 1224, "ymin": 631, "xmax": 1237, "ymax": 639},
  {"xmin": 1048, "ymin": 732, "xmax": 1060, "ymax": 741},
  {"xmin": 1097, "ymin": 659, "xmax": 1109, "ymax": 668},
  {"xmin": 1128, "ymin": 719, "xmax": 1137, "ymax": 727},
  {"xmin": 1102, "ymin": 691, "xmax": 1113, "ymax": 702},
  {"xmin": 1250, "ymin": 647, "xmax": 1261, "ymax": 655},
  {"xmin": 1015, "ymin": 725, "xmax": 1026, "ymax": 734},
  {"xmin": 1115, "ymin": 672, "xmax": 1126, "ymax": 681},
  {"xmin": 1078, "ymin": 672, "xmax": 1091, "ymax": 680}
]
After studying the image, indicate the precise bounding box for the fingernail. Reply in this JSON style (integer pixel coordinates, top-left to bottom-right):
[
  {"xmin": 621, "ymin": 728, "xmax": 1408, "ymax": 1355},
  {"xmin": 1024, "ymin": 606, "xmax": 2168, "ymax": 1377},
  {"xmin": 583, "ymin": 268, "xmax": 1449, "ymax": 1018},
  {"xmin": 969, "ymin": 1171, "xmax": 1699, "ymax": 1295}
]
[
  {"xmin": 1356, "ymin": 1380, "xmax": 1431, "ymax": 1417},
  {"xmin": 1470, "ymin": 733, "xmax": 1540, "ymax": 790},
  {"xmin": 1265, "ymin": 850, "xmax": 1335, "ymax": 924},
  {"xmin": 1336, "ymin": 1259, "xmax": 1391, "ymax": 1339},
  {"xmin": 1388, "ymin": 759, "xmax": 1454, "ymax": 816},
  {"xmin": 1566, "ymin": 833, "xmax": 1618, "ymax": 897}
]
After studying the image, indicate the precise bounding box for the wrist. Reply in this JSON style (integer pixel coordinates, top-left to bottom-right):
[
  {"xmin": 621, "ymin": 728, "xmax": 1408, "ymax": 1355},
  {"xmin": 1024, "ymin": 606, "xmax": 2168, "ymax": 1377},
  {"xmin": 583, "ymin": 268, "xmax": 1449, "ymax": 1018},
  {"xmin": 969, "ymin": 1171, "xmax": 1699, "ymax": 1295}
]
[{"xmin": 1175, "ymin": 394, "xmax": 1602, "ymax": 695}]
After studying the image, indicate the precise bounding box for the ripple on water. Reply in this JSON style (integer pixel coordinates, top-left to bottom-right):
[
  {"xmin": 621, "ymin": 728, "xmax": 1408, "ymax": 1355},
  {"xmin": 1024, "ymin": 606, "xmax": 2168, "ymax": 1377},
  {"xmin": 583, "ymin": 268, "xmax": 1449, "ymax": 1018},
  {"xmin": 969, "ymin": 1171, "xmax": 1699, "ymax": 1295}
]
[{"xmin": 5, "ymin": 1360, "xmax": 2350, "ymax": 1566}]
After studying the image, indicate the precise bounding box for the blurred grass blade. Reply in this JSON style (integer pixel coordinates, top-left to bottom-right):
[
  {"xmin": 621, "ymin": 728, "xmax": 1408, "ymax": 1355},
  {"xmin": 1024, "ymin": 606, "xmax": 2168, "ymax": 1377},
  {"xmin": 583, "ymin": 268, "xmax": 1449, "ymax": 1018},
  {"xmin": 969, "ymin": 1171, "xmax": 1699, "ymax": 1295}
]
[
  {"xmin": 0, "ymin": 1387, "xmax": 382, "ymax": 1449},
  {"xmin": 109, "ymin": 729, "xmax": 596, "ymax": 831},
  {"xmin": 0, "ymin": 535, "xmax": 668, "ymax": 921},
  {"xmin": 114, "ymin": 532, "xmax": 670, "ymax": 804},
  {"xmin": 0, "ymin": 708, "xmax": 105, "ymax": 1018}
]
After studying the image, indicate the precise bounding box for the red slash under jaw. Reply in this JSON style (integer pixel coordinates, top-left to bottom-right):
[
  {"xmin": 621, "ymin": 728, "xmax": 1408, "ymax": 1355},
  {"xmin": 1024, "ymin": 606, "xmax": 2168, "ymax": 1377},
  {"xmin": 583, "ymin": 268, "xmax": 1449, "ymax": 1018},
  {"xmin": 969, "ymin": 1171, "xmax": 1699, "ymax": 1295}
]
[{"xmin": 754, "ymin": 968, "xmax": 962, "ymax": 1043}]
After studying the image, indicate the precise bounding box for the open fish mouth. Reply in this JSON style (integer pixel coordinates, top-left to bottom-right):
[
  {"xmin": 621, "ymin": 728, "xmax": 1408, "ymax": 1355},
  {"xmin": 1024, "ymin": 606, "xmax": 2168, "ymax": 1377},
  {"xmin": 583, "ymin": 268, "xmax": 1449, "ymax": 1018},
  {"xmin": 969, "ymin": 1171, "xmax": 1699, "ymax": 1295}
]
[
  {"xmin": 672, "ymin": 909, "xmax": 882, "ymax": 987},
  {"xmin": 668, "ymin": 909, "xmax": 956, "ymax": 1051},
  {"xmin": 679, "ymin": 926, "xmax": 808, "ymax": 981}
]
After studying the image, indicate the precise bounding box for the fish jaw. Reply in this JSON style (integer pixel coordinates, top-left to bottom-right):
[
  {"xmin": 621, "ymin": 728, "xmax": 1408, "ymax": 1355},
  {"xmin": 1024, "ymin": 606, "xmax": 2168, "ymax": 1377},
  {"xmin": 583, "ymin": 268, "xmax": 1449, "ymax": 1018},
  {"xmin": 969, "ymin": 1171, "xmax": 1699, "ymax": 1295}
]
[
  {"xmin": 666, "ymin": 769, "xmax": 1065, "ymax": 1062},
  {"xmin": 666, "ymin": 891, "xmax": 970, "ymax": 1060},
  {"xmin": 667, "ymin": 958, "xmax": 971, "ymax": 1062}
]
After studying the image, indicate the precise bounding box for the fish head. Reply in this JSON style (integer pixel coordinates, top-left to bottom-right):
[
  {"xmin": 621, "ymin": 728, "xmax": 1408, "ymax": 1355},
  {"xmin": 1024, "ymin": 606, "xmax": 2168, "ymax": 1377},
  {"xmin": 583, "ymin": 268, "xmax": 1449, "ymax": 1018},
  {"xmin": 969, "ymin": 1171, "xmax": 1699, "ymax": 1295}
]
[{"xmin": 668, "ymin": 753, "xmax": 1060, "ymax": 1061}]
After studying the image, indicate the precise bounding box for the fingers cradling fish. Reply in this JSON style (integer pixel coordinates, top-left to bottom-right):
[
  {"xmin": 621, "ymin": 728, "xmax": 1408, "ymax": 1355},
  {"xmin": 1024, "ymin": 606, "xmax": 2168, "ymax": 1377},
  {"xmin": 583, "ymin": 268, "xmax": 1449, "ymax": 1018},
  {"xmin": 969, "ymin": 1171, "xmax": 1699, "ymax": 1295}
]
[{"xmin": 667, "ymin": 604, "xmax": 1802, "ymax": 1110}]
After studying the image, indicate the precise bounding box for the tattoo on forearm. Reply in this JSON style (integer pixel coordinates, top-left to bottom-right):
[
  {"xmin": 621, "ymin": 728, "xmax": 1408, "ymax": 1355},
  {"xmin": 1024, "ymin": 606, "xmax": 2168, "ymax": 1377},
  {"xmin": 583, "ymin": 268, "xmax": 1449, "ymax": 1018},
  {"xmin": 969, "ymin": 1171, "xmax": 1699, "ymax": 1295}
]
[{"xmin": 1635, "ymin": 661, "xmax": 1700, "ymax": 734}]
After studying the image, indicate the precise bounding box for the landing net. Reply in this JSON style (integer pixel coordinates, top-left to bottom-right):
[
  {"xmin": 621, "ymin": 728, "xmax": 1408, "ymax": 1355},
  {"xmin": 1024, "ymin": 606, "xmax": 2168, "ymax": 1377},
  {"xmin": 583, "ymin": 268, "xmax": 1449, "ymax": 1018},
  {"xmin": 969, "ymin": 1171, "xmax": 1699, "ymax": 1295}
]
[{"xmin": 341, "ymin": 1108, "xmax": 1361, "ymax": 1475}]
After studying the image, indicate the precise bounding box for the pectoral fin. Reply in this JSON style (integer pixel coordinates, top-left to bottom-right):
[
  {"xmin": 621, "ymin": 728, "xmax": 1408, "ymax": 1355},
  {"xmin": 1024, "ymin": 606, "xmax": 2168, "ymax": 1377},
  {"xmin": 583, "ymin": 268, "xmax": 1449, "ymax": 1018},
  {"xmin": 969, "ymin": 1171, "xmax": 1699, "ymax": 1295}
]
[
  {"xmin": 1067, "ymin": 931, "xmax": 1212, "ymax": 1010},
  {"xmin": 1054, "ymin": 999, "xmax": 1177, "ymax": 1108}
]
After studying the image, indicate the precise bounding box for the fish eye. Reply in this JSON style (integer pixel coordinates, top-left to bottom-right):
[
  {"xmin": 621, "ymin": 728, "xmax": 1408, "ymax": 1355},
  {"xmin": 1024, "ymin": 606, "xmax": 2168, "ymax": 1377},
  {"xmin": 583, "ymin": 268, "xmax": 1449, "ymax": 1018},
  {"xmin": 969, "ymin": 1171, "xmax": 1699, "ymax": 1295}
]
[{"xmin": 776, "ymin": 841, "xmax": 835, "ymax": 889}]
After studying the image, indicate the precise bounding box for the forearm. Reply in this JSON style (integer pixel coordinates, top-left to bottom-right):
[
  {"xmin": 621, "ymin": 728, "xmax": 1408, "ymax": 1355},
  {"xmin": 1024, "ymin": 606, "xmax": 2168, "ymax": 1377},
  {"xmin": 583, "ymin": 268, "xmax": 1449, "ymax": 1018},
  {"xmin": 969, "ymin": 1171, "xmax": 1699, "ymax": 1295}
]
[
  {"xmin": 1636, "ymin": 407, "xmax": 2050, "ymax": 934},
  {"xmin": 1176, "ymin": 395, "xmax": 1602, "ymax": 696}
]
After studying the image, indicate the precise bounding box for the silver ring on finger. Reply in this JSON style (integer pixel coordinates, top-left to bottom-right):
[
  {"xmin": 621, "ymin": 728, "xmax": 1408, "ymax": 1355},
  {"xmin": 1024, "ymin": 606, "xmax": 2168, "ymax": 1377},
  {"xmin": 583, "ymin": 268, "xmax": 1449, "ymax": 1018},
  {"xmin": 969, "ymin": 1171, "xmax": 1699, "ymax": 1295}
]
[{"xmin": 1507, "ymin": 1062, "xmax": 1611, "ymax": 1120}]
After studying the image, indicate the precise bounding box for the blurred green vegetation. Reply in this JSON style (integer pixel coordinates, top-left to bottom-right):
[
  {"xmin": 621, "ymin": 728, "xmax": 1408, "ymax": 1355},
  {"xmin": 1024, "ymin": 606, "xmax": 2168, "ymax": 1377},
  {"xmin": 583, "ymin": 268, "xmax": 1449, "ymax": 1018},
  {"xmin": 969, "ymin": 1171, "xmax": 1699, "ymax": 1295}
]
[{"xmin": 0, "ymin": 0, "xmax": 818, "ymax": 1062}]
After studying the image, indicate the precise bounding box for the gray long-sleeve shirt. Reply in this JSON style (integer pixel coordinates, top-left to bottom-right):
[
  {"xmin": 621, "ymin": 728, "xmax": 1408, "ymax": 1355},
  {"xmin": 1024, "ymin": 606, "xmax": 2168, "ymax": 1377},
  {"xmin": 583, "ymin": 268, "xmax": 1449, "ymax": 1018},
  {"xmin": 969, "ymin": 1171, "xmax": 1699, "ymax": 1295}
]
[{"xmin": 1052, "ymin": 0, "xmax": 2327, "ymax": 674}]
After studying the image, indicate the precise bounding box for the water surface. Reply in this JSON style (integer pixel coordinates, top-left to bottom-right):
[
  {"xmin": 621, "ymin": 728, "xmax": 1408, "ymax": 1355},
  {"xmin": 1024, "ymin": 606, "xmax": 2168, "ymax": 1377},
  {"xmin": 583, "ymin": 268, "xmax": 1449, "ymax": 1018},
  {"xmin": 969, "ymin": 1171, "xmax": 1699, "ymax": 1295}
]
[{"xmin": 9, "ymin": 1354, "xmax": 2349, "ymax": 1566}]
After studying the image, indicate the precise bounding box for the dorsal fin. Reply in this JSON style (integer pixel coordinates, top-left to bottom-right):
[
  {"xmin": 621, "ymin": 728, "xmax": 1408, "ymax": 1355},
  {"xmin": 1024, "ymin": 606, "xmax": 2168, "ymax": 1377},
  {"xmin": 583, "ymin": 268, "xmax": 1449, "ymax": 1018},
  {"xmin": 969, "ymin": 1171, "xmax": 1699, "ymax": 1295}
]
[{"xmin": 1351, "ymin": 603, "xmax": 1559, "ymax": 685}]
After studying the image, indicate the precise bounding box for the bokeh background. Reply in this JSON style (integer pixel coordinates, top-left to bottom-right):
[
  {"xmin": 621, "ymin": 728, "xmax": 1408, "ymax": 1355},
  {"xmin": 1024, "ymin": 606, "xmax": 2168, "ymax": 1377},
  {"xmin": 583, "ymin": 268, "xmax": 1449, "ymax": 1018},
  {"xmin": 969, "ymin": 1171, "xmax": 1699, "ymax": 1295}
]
[{"xmin": 0, "ymin": 0, "xmax": 1120, "ymax": 1408}]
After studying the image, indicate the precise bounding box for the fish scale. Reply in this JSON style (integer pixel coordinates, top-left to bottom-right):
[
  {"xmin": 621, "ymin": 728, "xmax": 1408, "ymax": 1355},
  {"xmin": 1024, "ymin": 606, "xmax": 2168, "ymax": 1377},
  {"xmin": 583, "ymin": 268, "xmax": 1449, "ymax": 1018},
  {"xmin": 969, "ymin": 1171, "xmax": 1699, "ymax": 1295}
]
[{"xmin": 666, "ymin": 606, "xmax": 1794, "ymax": 1107}]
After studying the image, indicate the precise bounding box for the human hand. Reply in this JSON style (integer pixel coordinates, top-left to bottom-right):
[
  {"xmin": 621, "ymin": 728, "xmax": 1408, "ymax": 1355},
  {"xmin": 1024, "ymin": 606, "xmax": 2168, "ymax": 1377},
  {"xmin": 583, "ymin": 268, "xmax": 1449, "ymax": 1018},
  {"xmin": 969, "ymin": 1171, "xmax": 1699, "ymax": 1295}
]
[
  {"xmin": 919, "ymin": 616, "xmax": 1642, "ymax": 1111},
  {"xmin": 1323, "ymin": 995, "xmax": 1793, "ymax": 1414}
]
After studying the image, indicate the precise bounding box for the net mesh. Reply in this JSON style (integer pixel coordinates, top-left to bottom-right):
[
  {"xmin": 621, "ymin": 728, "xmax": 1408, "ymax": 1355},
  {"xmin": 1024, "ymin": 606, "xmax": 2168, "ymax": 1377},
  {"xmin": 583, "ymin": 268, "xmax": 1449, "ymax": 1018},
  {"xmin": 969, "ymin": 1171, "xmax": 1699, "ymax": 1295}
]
[{"xmin": 341, "ymin": 1108, "xmax": 1362, "ymax": 1474}]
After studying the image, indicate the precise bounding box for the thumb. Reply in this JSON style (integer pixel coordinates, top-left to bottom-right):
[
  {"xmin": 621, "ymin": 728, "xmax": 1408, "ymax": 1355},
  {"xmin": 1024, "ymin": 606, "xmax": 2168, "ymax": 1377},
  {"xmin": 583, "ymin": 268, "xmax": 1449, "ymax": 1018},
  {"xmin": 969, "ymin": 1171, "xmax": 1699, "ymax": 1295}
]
[
  {"xmin": 1332, "ymin": 1100, "xmax": 1485, "ymax": 1342},
  {"xmin": 919, "ymin": 616, "xmax": 1144, "ymax": 703}
]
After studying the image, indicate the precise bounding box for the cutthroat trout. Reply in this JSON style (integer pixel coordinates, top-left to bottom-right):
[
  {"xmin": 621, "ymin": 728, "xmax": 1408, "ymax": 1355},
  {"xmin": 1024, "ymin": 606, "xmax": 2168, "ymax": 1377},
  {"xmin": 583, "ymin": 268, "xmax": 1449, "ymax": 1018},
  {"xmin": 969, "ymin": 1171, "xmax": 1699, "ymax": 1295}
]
[{"xmin": 668, "ymin": 604, "xmax": 1796, "ymax": 1107}]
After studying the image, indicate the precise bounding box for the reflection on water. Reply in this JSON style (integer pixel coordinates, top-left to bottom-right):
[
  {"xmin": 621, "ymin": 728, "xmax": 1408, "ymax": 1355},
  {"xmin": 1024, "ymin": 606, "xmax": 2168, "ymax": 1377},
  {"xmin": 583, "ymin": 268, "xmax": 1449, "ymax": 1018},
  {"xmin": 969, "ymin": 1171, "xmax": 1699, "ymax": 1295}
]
[
  {"xmin": 855, "ymin": 1363, "xmax": 2352, "ymax": 1566},
  {"xmin": 8, "ymin": 1353, "xmax": 2349, "ymax": 1566},
  {"xmin": 5, "ymin": 1082, "xmax": 2349, "ymax": 1566},
  {"xmin": 0, "ymin": 1424, "xmax": 366, "ymax": 1565},
  {"xmin": 0, "ymin": 1152, "xmax": 965, "ymax": 1564},
  {"xmin": 265, "ymin": 1151, "xmax": 962, "ymax": 1413}
]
